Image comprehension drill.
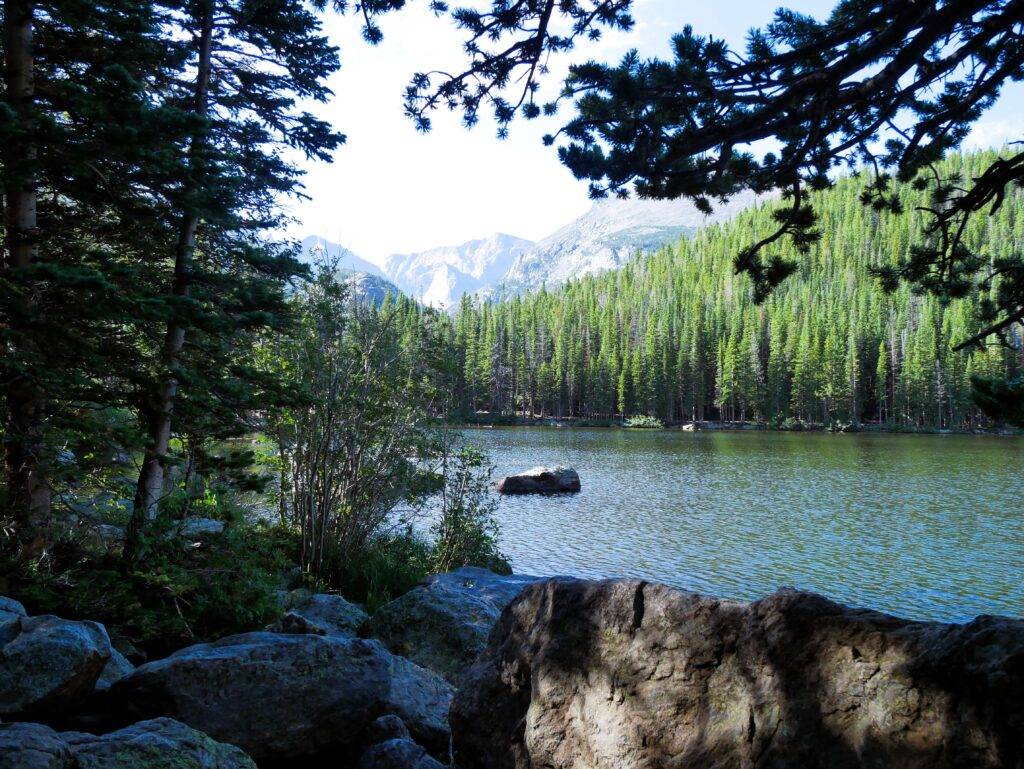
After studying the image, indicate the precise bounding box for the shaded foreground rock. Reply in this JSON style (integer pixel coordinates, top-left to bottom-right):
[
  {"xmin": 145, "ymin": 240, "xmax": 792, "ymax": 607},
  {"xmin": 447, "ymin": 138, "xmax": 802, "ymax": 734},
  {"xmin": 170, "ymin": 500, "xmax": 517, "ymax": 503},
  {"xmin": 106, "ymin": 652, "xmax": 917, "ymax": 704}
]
[
  {"xmin": 364, "ymin": 567, "xmax": 546, "ymax": 683},
  {"xmin": 496, "ymin": 465, "xmax": 580, "ymax": 494},
  {"xmin": 451, "ymin": 579, "xmax": 1024, "ymax": 769},
  {"xmin": 94, "ymin": 647, "xmax": 134, "ymax": 691},
  {"xmin": 423, "ymin": 567, "xmax": 548, "ymax": 608},
  {"xmin": 0, "ymin": 595, "xmax": 27, "ymax": 623},
  {"xmin": 0, "ymin": 718, "xmax": 255, "ymax": 769},
  {"xmin": 268, "ymin": 589, "xmax": 369, "ymax": 637},
  {"xmin": 0, "ymin": 722, "xmax": 72, "ymax": 769},
  {"xmin": 110, "ymin": 631, "xmax": 452, "ymax": 762},
  {"xmin": 358, "ymin": 739, "xmax": 447, "ymax": 769},
  {"xmin": 0, "ymin": 614, "xmax": 113, "ymax": 717}
]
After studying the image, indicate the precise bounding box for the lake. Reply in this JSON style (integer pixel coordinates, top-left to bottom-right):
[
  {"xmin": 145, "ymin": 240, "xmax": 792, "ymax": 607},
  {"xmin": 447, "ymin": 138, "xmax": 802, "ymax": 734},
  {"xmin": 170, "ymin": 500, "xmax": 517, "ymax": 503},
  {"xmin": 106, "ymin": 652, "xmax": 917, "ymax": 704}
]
[{"xmin": 462, "ymin": 427, "xmax": 1024, "ymax": 623}]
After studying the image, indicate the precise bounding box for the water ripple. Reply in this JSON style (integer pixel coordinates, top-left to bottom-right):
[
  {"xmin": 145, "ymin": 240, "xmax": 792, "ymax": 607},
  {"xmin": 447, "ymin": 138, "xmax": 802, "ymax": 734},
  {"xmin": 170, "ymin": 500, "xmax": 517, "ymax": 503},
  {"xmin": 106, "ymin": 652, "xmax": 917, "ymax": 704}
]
[{"xmin": 466, "ymin": 428, "xmax": 1024, "ymax": 623}]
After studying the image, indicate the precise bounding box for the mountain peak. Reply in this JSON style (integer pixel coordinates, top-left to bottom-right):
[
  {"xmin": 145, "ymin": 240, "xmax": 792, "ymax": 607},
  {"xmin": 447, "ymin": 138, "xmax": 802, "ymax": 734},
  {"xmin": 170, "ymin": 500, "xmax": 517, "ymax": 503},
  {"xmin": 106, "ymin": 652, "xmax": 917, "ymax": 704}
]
[
  {"xmin": 298, "ymin": 235, "xmax": 386, "ymax": 280},
  {"xmin": 383, "ymin": 233, "xmax": 533, "ymax": 309},
  {"xmin": 300, "ymin": 190, "xmax": 764, "ymax": 309}
]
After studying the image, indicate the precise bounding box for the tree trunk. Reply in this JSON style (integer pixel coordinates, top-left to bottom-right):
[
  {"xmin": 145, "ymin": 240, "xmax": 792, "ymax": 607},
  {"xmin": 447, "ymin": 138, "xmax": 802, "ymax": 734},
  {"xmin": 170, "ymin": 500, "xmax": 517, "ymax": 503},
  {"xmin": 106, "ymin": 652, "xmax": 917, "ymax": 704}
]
[
  {"xmin": 125, "ymin": 3, "xmax": 214, "ymax": 564},
  {"xmin": 2, "ymin": 0, "xmax": 50, "ymax": 535}
]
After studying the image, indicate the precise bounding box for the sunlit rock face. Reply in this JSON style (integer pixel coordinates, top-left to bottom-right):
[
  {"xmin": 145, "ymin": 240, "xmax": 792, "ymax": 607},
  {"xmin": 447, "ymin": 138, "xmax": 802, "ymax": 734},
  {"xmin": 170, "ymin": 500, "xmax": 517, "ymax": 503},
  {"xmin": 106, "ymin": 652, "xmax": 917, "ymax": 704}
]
[
  {"xmin": 384, "ymin": 233, "xmax": 533, "ymax": 309},
  {"xmin": 451, "ymin": 580, "xmax": 1024, "ymax": 769},
  {"xmin": 492, "ymin": 191, "xmax": 766, "ymax": 299}
]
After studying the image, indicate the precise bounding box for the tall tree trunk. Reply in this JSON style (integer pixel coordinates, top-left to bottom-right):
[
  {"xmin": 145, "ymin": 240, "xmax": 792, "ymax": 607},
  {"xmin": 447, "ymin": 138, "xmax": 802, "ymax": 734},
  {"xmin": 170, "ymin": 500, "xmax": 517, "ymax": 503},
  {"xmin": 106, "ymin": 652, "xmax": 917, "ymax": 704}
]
[
  {"xmin": 125, "ymin": 3, "xmax": 214, "ymax": 564},
  {"xmin": 2, "ymin": 0, "xmax": 50, "ymax": 535}
]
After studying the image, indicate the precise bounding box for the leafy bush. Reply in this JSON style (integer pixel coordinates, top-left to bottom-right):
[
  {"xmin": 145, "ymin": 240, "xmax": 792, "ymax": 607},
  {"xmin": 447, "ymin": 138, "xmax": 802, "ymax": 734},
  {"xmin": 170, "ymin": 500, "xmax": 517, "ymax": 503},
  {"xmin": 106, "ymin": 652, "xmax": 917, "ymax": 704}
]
[
  {"xmin": 10, "ymin": 519, "xmax": 297, "ymax": 658},
  {"xmin": 431, "ymin": 446, "xmax": 510, "ymax": 576},
  {"xmin": 324, "ymin": 529, "xmax": 433, "ymax": 613},
  {"xmin": 624, "ymin": 415, "xmax": 664, "ymax": 429}
]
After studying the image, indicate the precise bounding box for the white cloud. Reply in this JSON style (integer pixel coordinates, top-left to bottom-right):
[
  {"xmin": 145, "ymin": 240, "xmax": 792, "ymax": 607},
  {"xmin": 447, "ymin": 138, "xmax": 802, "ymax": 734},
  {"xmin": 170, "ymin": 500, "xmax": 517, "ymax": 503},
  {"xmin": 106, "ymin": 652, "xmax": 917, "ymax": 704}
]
[{"xmin": 964, "ymin": 119, "xmax": 1022, "ymax": 151}]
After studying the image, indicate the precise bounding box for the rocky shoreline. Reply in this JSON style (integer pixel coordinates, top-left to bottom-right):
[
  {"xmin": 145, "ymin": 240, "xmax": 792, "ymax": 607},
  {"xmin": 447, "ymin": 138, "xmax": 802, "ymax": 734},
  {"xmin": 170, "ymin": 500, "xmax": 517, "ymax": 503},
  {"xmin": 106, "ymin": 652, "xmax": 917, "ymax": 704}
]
[
  {"xmin": 2, "ymin": 569, "xmax": 1022, "ymax": 768},
  {"xmin": 454, "ymin": 416, "xmax": 1023, "ymax": 435}
]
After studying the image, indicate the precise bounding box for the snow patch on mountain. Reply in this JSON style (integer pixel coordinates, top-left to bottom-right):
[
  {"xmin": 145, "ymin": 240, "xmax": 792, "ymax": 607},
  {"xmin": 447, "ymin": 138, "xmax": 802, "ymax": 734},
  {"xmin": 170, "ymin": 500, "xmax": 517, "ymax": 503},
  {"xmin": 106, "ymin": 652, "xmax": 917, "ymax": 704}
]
[
  {"xmin": 383, "ymin": 233, "xmax": 533, "ymax": 309},
  {"xmin": 298, "ymin": 235, "xmax": 387, "ymax": 279},
  {"xmin": 492, "ymin": 191, "xmax": 765, "ymax": 297}
]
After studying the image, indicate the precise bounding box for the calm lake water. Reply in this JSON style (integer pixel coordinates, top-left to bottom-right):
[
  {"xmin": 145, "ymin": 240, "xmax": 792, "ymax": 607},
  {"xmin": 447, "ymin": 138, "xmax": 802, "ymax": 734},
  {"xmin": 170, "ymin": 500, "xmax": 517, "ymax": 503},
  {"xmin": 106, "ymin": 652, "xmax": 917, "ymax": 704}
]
[{"xmin": 462, "ymin": 427, "xmax": 1024, "ymax": 623}]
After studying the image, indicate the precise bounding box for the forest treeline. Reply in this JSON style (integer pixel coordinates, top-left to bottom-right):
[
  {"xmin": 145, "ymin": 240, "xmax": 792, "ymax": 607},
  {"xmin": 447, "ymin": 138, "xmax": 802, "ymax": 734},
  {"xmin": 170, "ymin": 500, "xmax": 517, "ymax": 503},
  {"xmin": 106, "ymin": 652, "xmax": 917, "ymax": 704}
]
[{"xmin": 442, "ymin": 152, "xmax": 1024, "ymax": 429}]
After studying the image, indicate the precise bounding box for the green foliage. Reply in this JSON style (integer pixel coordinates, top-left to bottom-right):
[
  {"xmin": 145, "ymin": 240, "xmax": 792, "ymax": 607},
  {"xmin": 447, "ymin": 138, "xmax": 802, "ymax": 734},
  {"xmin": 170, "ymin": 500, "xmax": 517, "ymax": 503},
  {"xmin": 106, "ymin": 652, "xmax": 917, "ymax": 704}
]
[
  {"xmin": 10, "ymin": 519, "xmax": 297, "ymax": 658},
  {"xmin": 972, "ymin": 376, "xmax": 1024, "ymax": 428},
  {"xmin": 553, "ymin": 1, "xmax": 1023, "ymax": 335},
  {"xmin": 624, "ymin": 415, "xmax": 663, "ymax": 429},
  {"xmin": 451, "ymin": 152, "xmax": 1024, "ymax": 431},
  {"xmin": 432, "ymin": 446, "xmax": 510, "ymax": 575},
  {"xmin": 268, "ymin": 265, "xmax": 453, "ymax": 581},
  {"xmin": 324, "ymin": 529, "xmax": 434, "ymax": 614}
]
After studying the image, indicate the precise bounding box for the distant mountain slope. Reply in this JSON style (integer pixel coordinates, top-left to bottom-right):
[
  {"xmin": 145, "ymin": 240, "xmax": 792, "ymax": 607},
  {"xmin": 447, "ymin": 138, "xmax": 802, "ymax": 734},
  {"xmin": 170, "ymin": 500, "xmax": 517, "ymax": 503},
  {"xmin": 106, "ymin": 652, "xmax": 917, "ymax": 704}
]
[
  {"xmin": 300, "ymin": 191, "xmax": 763, "ymax": 309},
  {"xmin": 491, "ymin": 191, "xmax": 765, "ymax": 298},
  {"xmin": 299, "ymin": 236, "xmax": 387, "ymax": 279},
  {"xmin": 337, "ymin": 269, "xmax": 402, "ymax": 306},
  {"xmin": 384, "ymin": 233, "xmax": 533, "ymax": 309}
]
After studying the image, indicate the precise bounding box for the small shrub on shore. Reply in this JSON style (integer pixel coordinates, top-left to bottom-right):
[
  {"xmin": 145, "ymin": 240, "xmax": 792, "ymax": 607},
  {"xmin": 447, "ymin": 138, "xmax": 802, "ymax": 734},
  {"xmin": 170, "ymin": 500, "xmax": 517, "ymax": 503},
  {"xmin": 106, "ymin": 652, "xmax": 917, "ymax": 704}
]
[
  {"xmin": 624, "ymin": 415, "xmax": 664, "ymax": 429},
  {"xmin": 432, "ymin": 446, "xmax": 510, "ymax": 576},
  {"xmin": 7, "ymin": 519, "xmax": 297, "ymax": 658},
  {"xmin": 324, "ymin": 529, "xmax": 434, "ymax": 612}
]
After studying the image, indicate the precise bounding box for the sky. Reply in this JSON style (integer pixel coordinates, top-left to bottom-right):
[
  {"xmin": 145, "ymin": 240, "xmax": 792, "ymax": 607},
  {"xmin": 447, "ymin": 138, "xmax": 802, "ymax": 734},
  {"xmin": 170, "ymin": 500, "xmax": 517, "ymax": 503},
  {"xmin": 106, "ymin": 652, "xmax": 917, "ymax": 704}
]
[{"xmin": 287, "ymin": 0, "xmax": 1024, "ymax": 268}]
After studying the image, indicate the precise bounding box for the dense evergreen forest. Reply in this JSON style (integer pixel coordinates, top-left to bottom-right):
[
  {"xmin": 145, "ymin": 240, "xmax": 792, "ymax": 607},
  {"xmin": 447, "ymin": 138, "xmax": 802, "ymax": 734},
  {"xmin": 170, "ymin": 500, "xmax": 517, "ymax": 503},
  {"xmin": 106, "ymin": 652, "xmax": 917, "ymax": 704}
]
[{"xmin": 447, "ymin": 152, "xmax": 1024, "ymax": 429}]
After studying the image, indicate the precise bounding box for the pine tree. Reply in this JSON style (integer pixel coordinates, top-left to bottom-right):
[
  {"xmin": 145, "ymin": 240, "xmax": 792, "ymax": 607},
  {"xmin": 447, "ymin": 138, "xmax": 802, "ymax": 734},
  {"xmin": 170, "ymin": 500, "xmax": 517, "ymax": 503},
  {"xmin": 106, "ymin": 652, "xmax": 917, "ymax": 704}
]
[
  {"xmin": 1, "ymin": 0, "xmax": 185, "ymax": 544},
  {"xmin": 124, "ymin": 0, "xmax": 343, "ymax": 563},
  {"xmin": 448, "ymin": 153, "xmax": 1021, "ymax": 430}
]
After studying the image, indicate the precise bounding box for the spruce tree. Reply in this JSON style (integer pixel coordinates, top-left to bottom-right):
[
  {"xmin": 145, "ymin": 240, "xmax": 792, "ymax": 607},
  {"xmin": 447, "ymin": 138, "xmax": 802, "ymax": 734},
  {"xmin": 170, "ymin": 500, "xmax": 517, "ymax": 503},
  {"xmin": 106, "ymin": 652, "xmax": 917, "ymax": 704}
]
[
  {"xmin": 1, "ymin": 0, "xmax": 185, "ymax": 547},
  {"xmin": 123, "ymin": 0, "xmax": 343, "ymax": 563}
]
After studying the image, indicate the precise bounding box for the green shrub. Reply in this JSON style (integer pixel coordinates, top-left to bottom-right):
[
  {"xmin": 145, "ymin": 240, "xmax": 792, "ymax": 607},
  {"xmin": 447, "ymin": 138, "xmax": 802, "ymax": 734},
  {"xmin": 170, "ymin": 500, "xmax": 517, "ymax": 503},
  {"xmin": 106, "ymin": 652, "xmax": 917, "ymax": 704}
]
[
  {"xmin": 324, "ymin": 529, "xmax": 433, "ymax": 613},
  {"xmin": 431, "ymin": 447, "xmax": 510, "ymax": 576},
  {"xmin": 10, "ymin": 519, "xmax": 297, "ymax": 658},
  {"xmin": 624, "ymin": 415, "xmax": 663, "ymax": 429}
]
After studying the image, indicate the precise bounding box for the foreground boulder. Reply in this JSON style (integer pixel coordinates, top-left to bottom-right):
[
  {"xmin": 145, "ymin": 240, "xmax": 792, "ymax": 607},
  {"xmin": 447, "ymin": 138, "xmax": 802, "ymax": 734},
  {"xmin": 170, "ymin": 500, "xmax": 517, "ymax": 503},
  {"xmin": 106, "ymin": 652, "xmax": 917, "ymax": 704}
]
[
  {"xmin": 358, "ymin": 738, "xmax": 447, "ymax": 769},
  {"xmin": 357, "ymin": 715, "xmax": 445, "ymax": 769},
  {"xmin": 364, "ymin": 568, "xmax": 546, "ymax": 683},
  {"xmin": 110, "ymin": 631, "xmax": 452, "ymax": 762},
  {"xmin": 451, "ymin": 580, "xmax": 1024, "ymax": 769},
  {"xmin": 424, "ymin": 568, "xmax": 548, "ymax": 608},
  {"xmin": 0, "ymin": 614, "xmax": 112, "ymax": 717},
  {"xmin": 0, "ymin": 595, "xmax": 27, "ymax": 623},
  {"xmin": 268, "ymin": 589, "xmax": 369, "ymax": 637},
  {"xmin": 0, "ymin": 722, "xmax": 72, "ymax": 769},
  {"xmin": 0, "ymin": 718, "xmax": 255, "ymax": 769},
  {"xmin": 496, "ymin": 466, "xmax": 580, "ymax": 494},
  {"xmin": 94, "ymin": 647, "xmax": 134, "ymax": 691}
]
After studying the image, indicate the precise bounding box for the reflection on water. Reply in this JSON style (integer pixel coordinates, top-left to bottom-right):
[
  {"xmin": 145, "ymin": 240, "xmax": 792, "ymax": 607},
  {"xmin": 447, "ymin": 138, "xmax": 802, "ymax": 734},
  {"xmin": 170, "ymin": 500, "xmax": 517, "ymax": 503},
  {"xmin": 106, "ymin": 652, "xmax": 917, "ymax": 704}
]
[{"xmin": 463, "ymin": 428, "xmax": 1024, "ymax": 623}]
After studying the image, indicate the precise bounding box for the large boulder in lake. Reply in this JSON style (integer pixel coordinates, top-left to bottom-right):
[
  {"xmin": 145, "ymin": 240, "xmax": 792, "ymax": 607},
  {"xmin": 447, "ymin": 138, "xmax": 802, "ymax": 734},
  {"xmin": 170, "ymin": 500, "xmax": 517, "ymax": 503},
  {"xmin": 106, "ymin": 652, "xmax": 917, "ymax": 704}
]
[
  {"xmin": 110, "ymin": 631, "xmax": 452, "ymax": 762},
  {"xmin": 451, "ymin": 579, "xmax": 1024, "ymax": 769},
  {"xmin": 268, "ymin": 589, "xmax": 368, "ymax": 637},
  {"xmin": 0, "ymin": 718, "xmax": 256, "ymax": 769},
  {"xmin": 0, "ymin": 613, "xmax": 113, "ymax": 717},
  {"xmin": 497, "ymin": 465, "xmax": 580, "ymax": 494},
  {"xmin": 363, "ymin": 568, "xmax": 547, "ymax": 683}
]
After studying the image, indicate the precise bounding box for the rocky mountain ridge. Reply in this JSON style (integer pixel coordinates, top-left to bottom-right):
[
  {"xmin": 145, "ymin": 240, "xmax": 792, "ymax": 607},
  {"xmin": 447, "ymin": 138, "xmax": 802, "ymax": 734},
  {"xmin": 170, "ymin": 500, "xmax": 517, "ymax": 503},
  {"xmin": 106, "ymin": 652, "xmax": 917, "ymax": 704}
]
[{"xmin": 303, "ymin": 192, "xmax": 767, "ymax": 309}]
